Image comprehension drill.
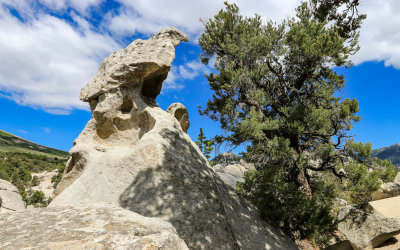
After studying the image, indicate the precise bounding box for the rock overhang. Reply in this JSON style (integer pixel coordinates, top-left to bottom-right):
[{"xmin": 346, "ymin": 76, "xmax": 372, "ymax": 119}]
[{"xmin": 79, "ymin": 27, "xmax": 188, "ymax": 104}]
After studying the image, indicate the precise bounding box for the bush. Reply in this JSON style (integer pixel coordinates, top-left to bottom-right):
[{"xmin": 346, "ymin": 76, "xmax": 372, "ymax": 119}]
[
  {"xmin": 31, "ymin": 175, "xmax": 40, "ymax": 186},
  {"xmin": 0, "ymin": 166, "xmax": 9, "ymax": 181},
  {"xmin": 29, "ymin": 191, "xmax": 45, "ymax": 204},
  {"xmin": 51, "ymin": 172, "xmax": 63, "ymax": 188},
  {"xmin": 0, "ymin": 151, "xmax": 67, "ymax": 201}
]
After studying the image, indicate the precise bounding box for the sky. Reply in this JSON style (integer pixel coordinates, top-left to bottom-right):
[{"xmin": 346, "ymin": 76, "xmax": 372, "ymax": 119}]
[{"xmin": 0, "ymin": 0, "xmax": 399, "ymax": 155}]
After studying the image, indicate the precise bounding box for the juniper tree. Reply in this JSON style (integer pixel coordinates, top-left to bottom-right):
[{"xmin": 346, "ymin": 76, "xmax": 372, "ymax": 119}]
[
  {"xmin": 195, "ymin": 128, "xmax": 214, "ymax": 160},
  {"xmin": 198, "ymin": 0, "xmax": 394, "ymax": 243}
]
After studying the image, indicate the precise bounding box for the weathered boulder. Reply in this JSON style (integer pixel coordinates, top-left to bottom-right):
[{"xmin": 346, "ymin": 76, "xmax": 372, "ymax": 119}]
[
  {"xmin": 50, "ymin": 27, "xmax": 297, "ymax": 249},
  {"xmin": 372, "ymin": 172, "xmax": 400, "ymax": 201},
  {"xmin": 337, "ymin": 205, "xmax": 400, "ymax": 249},
  {"xmin": 0, "ymin": 179, "xmax": 25, "ymax": 212},
  {"xmin": 0, "ymin": 205, "xmax": 188, "ymax": 249},
  {"xmin": 211, "ymin": 153, "xmax": 255, "ymax": 189},
  {"xmin": 167, "ymin": 103, "xmax": 190, "ymax": 133}
]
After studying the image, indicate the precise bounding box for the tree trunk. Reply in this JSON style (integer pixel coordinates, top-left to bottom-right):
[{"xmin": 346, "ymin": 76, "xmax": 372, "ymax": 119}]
[{"xmin": 296, "ymin": 168, "xmax": 312, "ymax": 199}]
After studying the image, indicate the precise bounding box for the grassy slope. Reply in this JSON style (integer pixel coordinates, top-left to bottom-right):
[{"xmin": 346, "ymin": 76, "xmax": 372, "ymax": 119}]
[
  {"xmin": 372, "ymin": 143, "xmax": 400, "ymax": 167},
  {"xmin": 0, "ymin": 129, "xmax": 69, "ymax": 158},
  {"xmin": 0, "ymin": 130, "xmax": 68, "ymax": 206}
]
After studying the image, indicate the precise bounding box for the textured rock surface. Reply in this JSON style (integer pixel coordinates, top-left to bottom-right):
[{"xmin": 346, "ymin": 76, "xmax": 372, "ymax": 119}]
[
  {"xmin": 211, "ymin": 153, "xmax": 255, "ymax": 189},
  {"xmin": 167, "ymin": 103, "xmax": 190, "ymax": 133},
  {"xmin": 0, "ymin": 179, "xmax": 25, "ymax": 212},
  {"xmin": 0, "ymin": 205, "xmax": 188, "ymax": 249},
  {"xmin": 337, "ymin": 205, "xmax": 400, "ymax": 250},
  {"xmin": 50, "ymin": 28, "xmax": 297, "ymax": 249},
  {"xmin": 372, "ymin": 172, "xmax": 400, "ymax": 201},
  {"xmin": 369, "ymin": 196, "xmax": 400, "ymax": 218}
]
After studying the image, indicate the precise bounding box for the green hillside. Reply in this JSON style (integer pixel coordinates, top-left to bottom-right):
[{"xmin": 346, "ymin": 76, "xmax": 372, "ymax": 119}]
[
  {"xmin": 0, "ymin": 129, "xmax": 68, "ymax": 207},
  {"xmin": 372, "ymin": 143, "xmax": 400, "ymax": 167},
  {"xmin": 0, "ymin": 130, "xmax": 68, "ymax": 158}
]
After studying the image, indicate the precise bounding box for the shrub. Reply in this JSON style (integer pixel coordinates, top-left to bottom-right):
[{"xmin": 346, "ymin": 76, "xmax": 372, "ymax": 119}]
[
  {"xmin": 31, "ymin": 175, "xmax": 40, "ymax": 186},
  {"xmin": 29, "ymin": 190, "xmax": 45, "ymax": 204}
]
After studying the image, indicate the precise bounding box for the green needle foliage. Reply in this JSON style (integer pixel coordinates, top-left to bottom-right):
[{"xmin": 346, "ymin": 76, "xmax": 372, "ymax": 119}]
[
  {"xmin": 198, "ymin": 0, "xmax": 394, "ymax": 245},
  {"xmin": 195, "ymin": 128, "xmax": 214, "ymax": 161}
]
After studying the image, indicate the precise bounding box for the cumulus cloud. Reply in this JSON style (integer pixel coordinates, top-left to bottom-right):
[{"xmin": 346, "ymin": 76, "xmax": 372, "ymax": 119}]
[
  {"xmin": 107, "ymin": 0, "xmax": 400, "ymax": 68},
  {"xmin": 164, "ymin": 60, "xmax": 212, "ymax": 91},
  {"xmin": 106, "ymin": 0, "xmax": 300, "ymax": 39},
  {"xmin": 353, "ymin": 0, "xmax": 400, "ymax": 68},
  {"xmin": 1, "ymin": 0, "xmax": 400, "ymax": 115},
  {"xmin": 0, "ymin": 3, "xmax": 119, "ymax": 113}
]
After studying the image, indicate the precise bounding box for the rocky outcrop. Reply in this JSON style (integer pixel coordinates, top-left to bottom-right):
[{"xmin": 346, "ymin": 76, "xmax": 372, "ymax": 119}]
[
  {"xmin": 50, "ymin": 27, "xmax": 297, "ymax": 249},
  {"xmin": 167, "ymin": 103, "xmax": 190, "ymax": 133},
  {"xmin": 211, "ymin": 153, "xmax": 255, "ymax": 189},
  {"xmin": 0, "ymin": 179, "xmax": 25, "ymax": 212},
  {"xmin": 372, "ymin": 172, "xmax": 400, "ymax": 201},
  {"xmin": 0, "ymin": 205, "xmax": 188, "ymax": 249},
  {"xmin": 337, "ymin": 205, "xmax": 400, "ymax": 249},
  {"xmin": 30, "ymin": 170, "xmax": 58, "ymax": 198}
]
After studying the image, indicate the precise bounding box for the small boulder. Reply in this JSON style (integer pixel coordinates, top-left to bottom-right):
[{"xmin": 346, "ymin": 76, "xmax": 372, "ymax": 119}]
[
  {"xmin": 0, "ymin": 205, "xmax": 188, "ymax": 249},
  {"xmin": 212, "ymin": 153, "xmax": 255, "ymax": 189},
  {"xmin": 337, "ymin": 205, "xmax": 400, "ymax": 249},
  {"xmin": 166, "ymin": 103, "xmax": 190, "ymax": 133},
  {"xmin": 372, "ymin": 172, "xmax": 400, "ymax": 201},
  {"xmin": 0, "ymin": 179, "xmax": 25, "ymax": 212}
]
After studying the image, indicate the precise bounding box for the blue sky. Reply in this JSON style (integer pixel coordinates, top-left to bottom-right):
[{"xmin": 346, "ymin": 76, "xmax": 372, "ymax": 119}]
[{"xmin": 0, "ymin": 0, "xmax": 399, "ymax": 155}]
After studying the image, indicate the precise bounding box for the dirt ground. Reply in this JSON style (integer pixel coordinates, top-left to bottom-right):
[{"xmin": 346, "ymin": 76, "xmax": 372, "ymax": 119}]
[{"xmin": 369, "ymin": 196, "xmax": 400, "ymax": 218}]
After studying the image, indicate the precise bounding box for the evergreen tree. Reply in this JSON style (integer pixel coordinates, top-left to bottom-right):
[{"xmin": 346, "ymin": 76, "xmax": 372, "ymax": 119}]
[
  {"xmin": 195, "ymin": 128, "xmax": 214, "ymax": 161},
  {"xmin": 198, "ymin": 0, "xmax": 392, "ymax": 244}
]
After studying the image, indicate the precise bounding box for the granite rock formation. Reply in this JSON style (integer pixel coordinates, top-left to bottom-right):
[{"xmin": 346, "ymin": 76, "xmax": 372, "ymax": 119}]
[
  {"xmin": 0, "ymin": 179, "xmax": 25, "ymax": 212},
  {"xmin": 50, "ymin": 27, "xmax": 297, "ymax": 249},
  {"xmin": 0, "ymin": 205, "xmax": 188, "ymax": 249},
  {"xmin": 167, "ymin": 103, "xmax": 190, "ymax": 133},
  {"xmin": 372, "ymin": 172, "xmax": 400, "ymax": 201},
  {"xmin": 337, "ymin": 204, "xmax": 400, "ymax": 249},
  {"xmin": 211, "ymin": 153, "xmax": 255, "ymax": 189}
]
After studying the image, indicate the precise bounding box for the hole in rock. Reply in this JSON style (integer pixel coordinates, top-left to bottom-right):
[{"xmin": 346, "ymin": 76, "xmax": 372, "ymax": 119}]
[
  {"xmin": 138, "ymin": 111, "xmax": 156, "ymax": 139},
  {"xmin": 89, "ymin": 96, "xmax": 99, "ymax": 111},
  {"xmin": 120, "ymin": 97, "xmax": 133, "ymax": 114},
  {"xmin": 173, "ymin": 108, "xmax": 186, "ymax": 121},
  {"xmin": 141, "ymin": 67, "xmax": 169, "ymax": 99},
  {"xmin": 65, "ymin": 152, "xmax": 85, "ymax": 174}
]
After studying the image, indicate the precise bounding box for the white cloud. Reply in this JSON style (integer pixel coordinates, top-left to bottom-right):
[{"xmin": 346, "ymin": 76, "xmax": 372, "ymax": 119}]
[
  {"xmin": 352, "ymin": 0, "xmax": 400, "ymax": 68},
  {"xmin": 107, "ymin": 0, "xmax": 400, "ymax": 68},
  {"xmin": 0, "ymin": 3, "xmax": 120, "ymax": 113},
  {"xmin": 106, "ymin": 0, "xmax": 300, "ymax": 39},
  {"xmin": 17, "ymin": 129, "xmax": 28, "ymax": 134},
  {"xmin": 1, "ymin": 0, "xmax": 400, "ymax": 115},
  {"xmin": 163, "ymin": 60, "xmax": 212, "ymax": 91}
]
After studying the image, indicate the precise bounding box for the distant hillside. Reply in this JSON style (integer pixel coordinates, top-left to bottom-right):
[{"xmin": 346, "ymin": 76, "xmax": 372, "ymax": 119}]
[
  {"xmin": 372, "ymin": 143, "xmax": 400, "ymax": 167},
  {"xmin": 0, "ymin": 130, "xmax": 68, "ymax": 158}
]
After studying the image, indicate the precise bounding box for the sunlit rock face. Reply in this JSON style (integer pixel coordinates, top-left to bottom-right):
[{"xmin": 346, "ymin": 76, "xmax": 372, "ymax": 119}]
[
  {"xmin": 167, "ymin": 102, "xmax": 190, "ymax": 133},
  {"xmin": 0, "ymin": 179, "xmax": 25, "ymax": 212},
  {"xmin": 50, "ymin": 27, "xmax": 297, "ymax": 250},
  {"xmin": 0, "ymin": 205, "xmax": 189, "ymax": 249}
]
